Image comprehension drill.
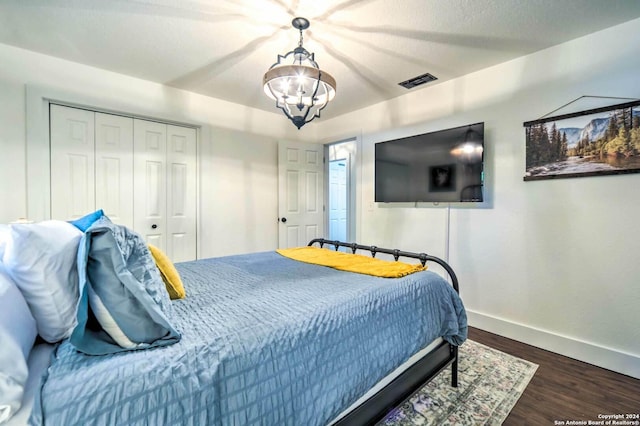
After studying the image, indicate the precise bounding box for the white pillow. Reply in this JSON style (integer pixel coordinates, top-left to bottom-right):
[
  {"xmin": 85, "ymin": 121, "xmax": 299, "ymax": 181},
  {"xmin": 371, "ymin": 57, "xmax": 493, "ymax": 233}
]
[
  {"xmin": 0, "ymin": 264, "xmax": 38, "ymax": 424},
  {"xmin": 2, "ymin": 220, "xmax": 82, "ymax": 343},
  {"xmin": 0, "ymin": 225, "xmax": 9, "ymax": 259}
]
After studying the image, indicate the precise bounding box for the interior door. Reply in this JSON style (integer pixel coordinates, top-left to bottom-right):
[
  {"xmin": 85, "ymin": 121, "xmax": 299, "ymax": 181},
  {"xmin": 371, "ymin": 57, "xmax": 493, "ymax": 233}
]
[
  {"xmin": 133, "ymin": 119, "xmax": 167, "ymax": 250},
  {"xmin": 278, "ymin": 140, "xmax": 324, "ymax": 248},
  {"xmin": 95, "ymin": 112, "xmax": 134, "ymax": 226},
  {"xmin": 50, "ymin": 105, "xmax": 95, "ymax": 220},
  {"xmin": 328, "ymin": 158, "xmax": 348, "ymax": 243},
  {"xmin": 166, "ymin": 124, "xmax": 197, "ymax": 262}
]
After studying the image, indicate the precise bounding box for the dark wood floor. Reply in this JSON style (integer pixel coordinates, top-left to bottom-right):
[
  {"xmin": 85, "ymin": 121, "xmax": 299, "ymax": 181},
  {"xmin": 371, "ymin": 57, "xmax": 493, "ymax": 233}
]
[{"xmin": 469, "ymin": 327, "xmax": 640, "ymax": 425}]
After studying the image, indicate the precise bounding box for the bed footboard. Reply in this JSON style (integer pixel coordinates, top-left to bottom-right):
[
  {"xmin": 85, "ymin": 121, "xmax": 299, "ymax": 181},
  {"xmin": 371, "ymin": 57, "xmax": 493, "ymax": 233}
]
[
  {"xmin": 309, "ymin": 239, "xmax": 461, "ymax": 425},
  {"xmin": 307, "ymin": 238, "xmax": 459, "ymax": 293},
  {"xmin": 332, "ymin": 341, "xmax": 457, "ymax": 426}
]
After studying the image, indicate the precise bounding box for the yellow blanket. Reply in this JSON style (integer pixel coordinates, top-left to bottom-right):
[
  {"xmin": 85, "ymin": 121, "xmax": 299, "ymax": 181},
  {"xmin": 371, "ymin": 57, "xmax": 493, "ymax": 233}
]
[{"xmin": 276, "ymin": 246, "xmax": 426, "ymax": 278}]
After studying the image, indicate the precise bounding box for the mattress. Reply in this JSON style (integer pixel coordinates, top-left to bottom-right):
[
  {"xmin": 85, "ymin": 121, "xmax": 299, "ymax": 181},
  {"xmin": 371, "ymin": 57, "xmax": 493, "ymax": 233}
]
[{"xmin": 31, "ymin": 251, "xmax": 467, "ymax": 425}]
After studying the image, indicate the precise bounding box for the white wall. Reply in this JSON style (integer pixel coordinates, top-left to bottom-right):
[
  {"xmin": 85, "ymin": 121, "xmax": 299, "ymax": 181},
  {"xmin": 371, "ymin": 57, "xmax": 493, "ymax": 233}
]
[
  {"xmin": 201, "ymin": 127, "xmax": 279, "ymax": 258},
  {"xmin": 0, "ymin": 43, "xmax": 312, "ymax": 256},
  {"xmin": 2, "ymin": 17, "xmax": 639, "ymax": 378},
  {"xmin": 317, "ymin": 18, "xmax": 640, "ymax": 378}
]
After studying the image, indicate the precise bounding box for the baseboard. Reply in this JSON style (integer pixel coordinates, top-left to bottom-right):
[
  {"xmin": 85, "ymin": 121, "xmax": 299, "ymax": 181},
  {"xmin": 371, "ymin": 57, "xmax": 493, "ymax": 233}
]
[{"xmin": 466, "ymin": 310, "xmax": 640, "ymax": 379}]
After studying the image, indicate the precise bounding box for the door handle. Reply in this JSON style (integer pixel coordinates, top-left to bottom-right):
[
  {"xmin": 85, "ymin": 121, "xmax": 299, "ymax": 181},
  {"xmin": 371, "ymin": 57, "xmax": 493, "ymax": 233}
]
[
  {"xmin": 151, "ymin": 224, "xmax": 158, "ymax": 229},
  {"xmin": 280, "ymin": 217, "xmax": 287, "ymax": 223}
]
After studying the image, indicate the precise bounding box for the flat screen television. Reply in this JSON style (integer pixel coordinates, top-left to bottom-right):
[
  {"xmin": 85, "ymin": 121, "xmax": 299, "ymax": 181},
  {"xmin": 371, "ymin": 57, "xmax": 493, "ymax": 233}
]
[{"xmin": 375, "ymin": 122, "xmax": 484, "ymax": 203}]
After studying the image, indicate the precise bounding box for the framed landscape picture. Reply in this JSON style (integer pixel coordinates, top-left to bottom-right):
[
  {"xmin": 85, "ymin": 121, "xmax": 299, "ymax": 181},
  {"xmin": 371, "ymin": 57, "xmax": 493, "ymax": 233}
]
[{"xmin": 523, "ymin": 100, "xmax": 640, "ymax": 181}]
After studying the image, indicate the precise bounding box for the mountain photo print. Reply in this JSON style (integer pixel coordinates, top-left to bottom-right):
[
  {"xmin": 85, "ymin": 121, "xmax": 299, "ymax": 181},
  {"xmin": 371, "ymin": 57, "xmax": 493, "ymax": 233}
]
[{"xmin": 523, "ymin": 100, "xmax": 640, "ymax": 181}]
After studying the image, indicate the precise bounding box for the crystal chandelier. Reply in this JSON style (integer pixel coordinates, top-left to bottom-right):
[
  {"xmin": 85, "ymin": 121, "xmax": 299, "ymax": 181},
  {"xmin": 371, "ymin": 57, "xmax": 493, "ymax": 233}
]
[{"xmin": 263, "ymin": 17, "xmax": 336, "ymax": 130}]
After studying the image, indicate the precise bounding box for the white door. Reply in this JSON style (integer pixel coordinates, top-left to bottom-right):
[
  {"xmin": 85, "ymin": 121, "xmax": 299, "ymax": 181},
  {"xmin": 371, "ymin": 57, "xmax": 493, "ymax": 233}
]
[
  {"xmin": 50, "ymin": 106, "xmax": 198, "ymax": 262},
  {"xmin": 95, "ymin": 112, "xmax": 134, "ymax": 226},
  {"xmin": 328, "ymin": 158, "xmax": 348, "ymax": 243},
  {"xmin": 133, "ymin": 119, "xmax": 167, "ymax": 250},
  {"xmin": 166, "ymin": 125, "xmax": 197, "ymax": 262},
  {"xmin": 278, "ymin": 140, "xmax": 324, "ymax": 248},
  {"xmin": 50, "ymin": 105, "xmax": 95, "ymax": 220}
]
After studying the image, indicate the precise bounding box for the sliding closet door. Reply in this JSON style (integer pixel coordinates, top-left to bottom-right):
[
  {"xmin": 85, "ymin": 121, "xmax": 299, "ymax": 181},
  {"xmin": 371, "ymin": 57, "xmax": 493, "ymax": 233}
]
[
  {"xmin": 166, "ymin": 125, "xmax": 197, "ymax": 262},
  {"xmin": 133, "ymin": 119, "xmax": 167, "ymax": 250},
  {"xmin": 95, "ymin": 112, "xmax": 134, "ymax": 226},
  {"xmin": 50, "ymin": 105, "xmax": 95, "ymax": 220}
]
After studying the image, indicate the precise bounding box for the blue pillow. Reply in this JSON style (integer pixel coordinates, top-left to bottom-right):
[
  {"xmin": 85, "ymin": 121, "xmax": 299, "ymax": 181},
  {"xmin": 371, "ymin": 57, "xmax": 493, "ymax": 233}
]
[
  {"xmin": 69, "ymin": 209, "xmax": 104, "ymax": 232},
  {"xmin": 70, "ymin": 216, "xmax": 180, "ymax": 355}
]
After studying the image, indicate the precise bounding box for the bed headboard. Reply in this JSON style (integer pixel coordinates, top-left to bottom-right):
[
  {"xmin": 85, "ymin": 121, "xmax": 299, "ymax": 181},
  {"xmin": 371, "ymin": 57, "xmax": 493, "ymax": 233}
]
[{"xmin": 307, "ymin": 238, "xmax": 459, "ymax": 293}]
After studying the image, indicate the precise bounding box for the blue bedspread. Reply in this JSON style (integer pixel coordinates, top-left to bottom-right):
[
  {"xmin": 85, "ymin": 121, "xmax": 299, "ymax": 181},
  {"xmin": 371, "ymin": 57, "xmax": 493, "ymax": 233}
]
[{"xmin": 32, "ymin": 251, "xmax": 467, "ymax": 425}]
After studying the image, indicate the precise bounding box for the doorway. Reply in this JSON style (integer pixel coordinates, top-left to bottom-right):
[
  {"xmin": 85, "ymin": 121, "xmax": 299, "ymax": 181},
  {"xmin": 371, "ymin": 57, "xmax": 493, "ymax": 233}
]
[
  {"xmin": 326, "ymin": 139, "xmax": 356, "ymax": 245},
  {"xmin": 328, "ymin": 158, "xmax": 348, "ymax": 242}
]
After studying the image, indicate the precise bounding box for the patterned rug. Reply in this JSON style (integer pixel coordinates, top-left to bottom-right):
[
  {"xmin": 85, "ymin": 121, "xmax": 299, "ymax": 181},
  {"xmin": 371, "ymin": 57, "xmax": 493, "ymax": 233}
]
[{"xmin": 379, "ymin": 340, "xmax": 538, "ymax": 425}]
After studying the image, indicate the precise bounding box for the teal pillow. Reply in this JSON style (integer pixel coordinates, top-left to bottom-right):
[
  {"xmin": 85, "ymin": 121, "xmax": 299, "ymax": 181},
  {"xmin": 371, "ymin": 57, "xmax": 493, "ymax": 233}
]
[
  {"xmin": 70, "ymin": 216, "xmax": 180, "ymax": 355},
  {"xmin": 69, "ymin": 209, "xmax": 104, "ymax": 232}
]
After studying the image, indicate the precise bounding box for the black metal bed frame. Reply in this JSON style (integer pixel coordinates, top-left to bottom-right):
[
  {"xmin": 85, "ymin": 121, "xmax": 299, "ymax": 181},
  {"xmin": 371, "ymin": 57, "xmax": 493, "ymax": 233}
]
[{"xmin": 307, "ymin": 238, "xmax": 460, "ymax": 426}]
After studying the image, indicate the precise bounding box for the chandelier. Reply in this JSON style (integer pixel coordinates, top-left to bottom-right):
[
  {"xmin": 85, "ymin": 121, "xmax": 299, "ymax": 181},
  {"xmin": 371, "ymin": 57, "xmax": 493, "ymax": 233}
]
[{"xmin": 263, "ymin": 17, "xmax": 336, "ymax": 130}]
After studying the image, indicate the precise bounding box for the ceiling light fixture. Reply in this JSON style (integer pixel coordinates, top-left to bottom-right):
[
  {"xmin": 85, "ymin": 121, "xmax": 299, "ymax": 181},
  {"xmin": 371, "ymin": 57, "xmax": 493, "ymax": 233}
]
[{"xmin": 263, "ymin": 17, "xmax": 336, "ymax": 130}]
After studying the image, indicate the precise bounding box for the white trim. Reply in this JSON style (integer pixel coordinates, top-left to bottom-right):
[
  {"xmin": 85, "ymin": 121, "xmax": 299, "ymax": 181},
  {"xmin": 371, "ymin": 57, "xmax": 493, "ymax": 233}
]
[
  {"xmin": 324, "ymin": 137, "xmax": 358, "ymax": 243},
  {"xmin": 26, "ymin": 85, "xmax": 52, "ymax": 222},
  {"xmin": 467, "ymin": 309, "xmax": 640, "ymax": 379}
]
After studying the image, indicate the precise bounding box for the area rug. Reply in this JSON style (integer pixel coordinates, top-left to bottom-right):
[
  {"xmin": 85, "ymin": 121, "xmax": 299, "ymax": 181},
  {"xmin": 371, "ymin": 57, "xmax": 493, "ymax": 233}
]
[{"xmin": 379, "ymin": 340, "xmax": 538, "ymax": 425}]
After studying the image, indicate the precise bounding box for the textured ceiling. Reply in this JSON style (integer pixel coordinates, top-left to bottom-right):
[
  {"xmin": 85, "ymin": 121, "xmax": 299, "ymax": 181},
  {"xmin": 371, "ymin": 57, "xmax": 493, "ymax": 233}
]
[{"xmin": 2, "ymin": 0, "xmax": 640, "ymax": 120}]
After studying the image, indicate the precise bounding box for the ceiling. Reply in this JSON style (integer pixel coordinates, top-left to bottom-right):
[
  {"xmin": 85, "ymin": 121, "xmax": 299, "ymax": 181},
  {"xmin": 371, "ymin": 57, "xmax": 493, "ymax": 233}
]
[{"xmin": 2, "ymin": 0, "xmax": 640, "ymax": 120}]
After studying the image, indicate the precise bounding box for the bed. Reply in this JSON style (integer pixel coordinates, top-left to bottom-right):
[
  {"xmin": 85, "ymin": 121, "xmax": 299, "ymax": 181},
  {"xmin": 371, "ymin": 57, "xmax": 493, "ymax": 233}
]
[{"xmin": 1, "ymin": 218, "xmax": 467, "ymax": 426}]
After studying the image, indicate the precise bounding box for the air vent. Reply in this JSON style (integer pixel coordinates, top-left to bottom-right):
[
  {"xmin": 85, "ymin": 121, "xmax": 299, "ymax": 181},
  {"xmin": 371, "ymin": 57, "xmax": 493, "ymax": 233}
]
[{"xmin": 398, "ymin": 73, "xmax": 438, "ymax": 89}]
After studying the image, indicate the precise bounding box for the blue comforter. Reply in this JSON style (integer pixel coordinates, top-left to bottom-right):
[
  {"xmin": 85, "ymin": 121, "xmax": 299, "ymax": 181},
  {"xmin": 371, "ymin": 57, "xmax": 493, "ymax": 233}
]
[{"xmin": 32, "ymin": 251, "xmax": 467, "ymax": 425}]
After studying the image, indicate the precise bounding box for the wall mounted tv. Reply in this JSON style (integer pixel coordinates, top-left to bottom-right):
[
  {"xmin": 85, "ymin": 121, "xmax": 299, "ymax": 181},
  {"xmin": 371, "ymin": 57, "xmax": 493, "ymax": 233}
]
[{"xmin": 375, "ymin": 122, "xmax": 484, "ymax": 203}]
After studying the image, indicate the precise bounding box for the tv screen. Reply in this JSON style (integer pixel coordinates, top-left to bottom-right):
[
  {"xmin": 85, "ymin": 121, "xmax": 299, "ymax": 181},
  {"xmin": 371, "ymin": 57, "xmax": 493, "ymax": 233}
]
[{"xmin": 375, "ymin": 122, "xmax": 484, "ymax": 203}]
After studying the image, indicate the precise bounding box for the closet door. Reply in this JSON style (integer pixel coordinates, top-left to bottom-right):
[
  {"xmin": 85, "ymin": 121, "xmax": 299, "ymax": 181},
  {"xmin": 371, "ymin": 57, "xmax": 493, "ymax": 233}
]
[
  {"xmin": 95, "ymin": 113, "xmax": 134, "ymax": 226},
  {"xmin": 166, "ymin": 125, "xmax": 197, "ymax": 262},
  {"xmin": 50, "ymin": 106, "xmax": 198, "ymax": 261},
  {"xmin": 50, "ymin": 105, "xmax": 95, "ymax": 220},
  {"xmin": 133, "ymin": 119, "xmax": 167, "ymax": 250}
]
